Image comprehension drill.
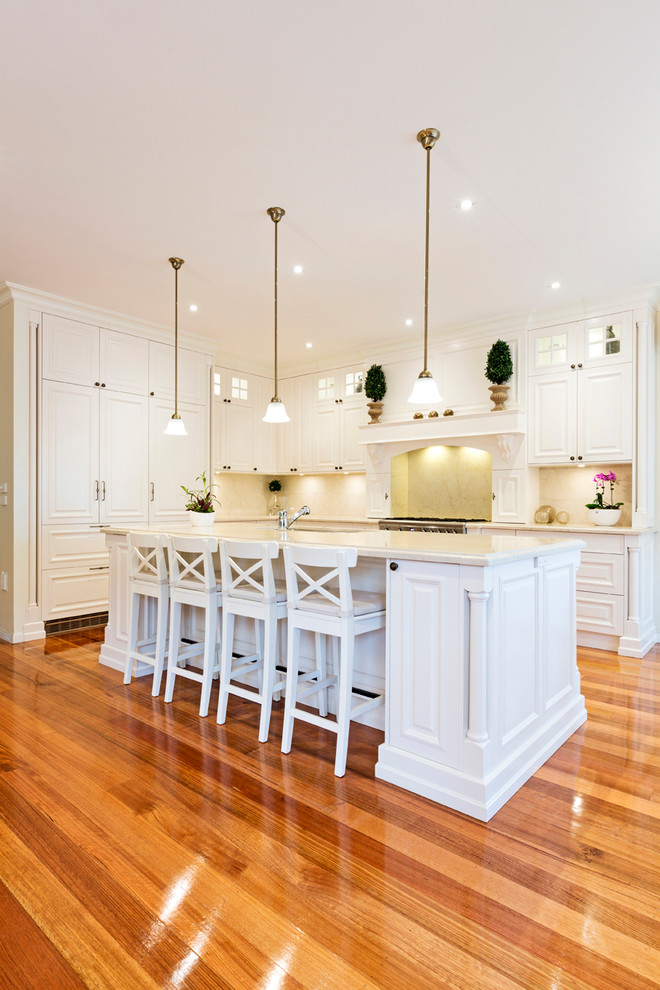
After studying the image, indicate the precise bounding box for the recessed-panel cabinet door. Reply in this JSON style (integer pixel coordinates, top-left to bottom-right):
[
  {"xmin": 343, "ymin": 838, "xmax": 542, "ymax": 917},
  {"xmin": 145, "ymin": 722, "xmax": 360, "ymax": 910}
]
[
  {"xmin": 100, "ymin": 391, "xmax": 149, "ymax": 523},
  {"xmin": 149, "ymin": 397, "xmax": 209, "ymax": 523},
  {"xmin": 528, "ymin": 373, "xmax": 577, "ymax": 464},
  {"xmin": 580, "ymin": 365, "xmax": 633, "ymax": 462},
  {"xmin": 340, "ymin": 402, "xmax": 366, "ymax": 470},
  {"xmin": 313, "ymin": 405, "xmax": 341, "ymax": 471},
  {"xmin": 100, "ymin": 329, "xmax": 149, "ymax": 394},
  {"xmin": 148, "ymin": 342, "xmax": 210, "ymax": 404},
  {"xmin": 42, "ymin": 314, "xmax": 99, "ymax": 386},
  {"xmin": 42, "ymin": 380, "xmax": 99, "ymax": 525}
]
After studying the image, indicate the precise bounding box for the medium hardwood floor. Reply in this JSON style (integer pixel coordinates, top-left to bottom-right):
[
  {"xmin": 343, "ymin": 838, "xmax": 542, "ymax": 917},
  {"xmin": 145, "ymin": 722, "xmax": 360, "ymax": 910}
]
[{"xmin": 0, "ymin": 630, "xmax": 659, "ymax": 989}]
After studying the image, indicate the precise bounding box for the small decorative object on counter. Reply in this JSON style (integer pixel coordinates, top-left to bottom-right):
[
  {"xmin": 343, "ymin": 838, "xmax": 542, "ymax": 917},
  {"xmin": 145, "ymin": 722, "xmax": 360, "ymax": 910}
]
[
  {"xmin": 267, "ymin": 478, "xmax": 282, "ymax": 516},
  {"xmin": 585, "ymin": 470, "xmax": 623, "ymax": 526},
  {"xmin": 556, "ymin": 511, "xmax": 570, "ymax": 524},
  {"xmin": 534, "ymin": 504, "xmax": 556, "ymax": 524},
  {"xmin": 181, "ymin": 470, "xmax": 220, "ymax": 526},
  {"xmin": 485, "ymin": 339, "xmax": 513, "ymax": 411},
  {"xmin": 364, "ymin": 364, "xmax": 387, "ymax": 423}
]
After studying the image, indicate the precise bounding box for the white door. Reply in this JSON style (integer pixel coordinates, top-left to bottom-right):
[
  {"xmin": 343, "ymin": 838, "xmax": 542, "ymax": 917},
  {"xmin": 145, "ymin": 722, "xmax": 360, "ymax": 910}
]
[
  {"xmin": 528, "ymin": 373, "xmax": 577, "ymax": 464},
  {"xmin": 313, "ymin": 405, "xmax": 340, "ymax": 471},
  {"xmin": 223, "ymin": 402, "xmax": 255, "ymax": 472},
  {"xmin": 340, "ymin": 402, "xmax": 366, "ymax": 470},
  {"xmin": 149, "ymin": 397, "xmax": 209, "ymax": 523},
  {"xmin": 253, "ymin": 375, "xmax": 279, "ymax": 474},
  {"xmin": 100, "ymin": 391, "xmax": 149, "ymax": 523},
  {"xmin": 100, "ymin": 329, "xmax": 149, "ymax": 394},
  {"xmin": 149, "ymin": 341, "xmax": 210, "ymax": 404},
  {"xmin": 579, "ymin": 365, "xmax": 633, "ymax": 462},
  {"xmin": 42, "ymin": 314, "xmax": 99, "ymax": 386},
  {"xmin": 42, "ymin": 380, "xmax": 100, "ymax": 525}
]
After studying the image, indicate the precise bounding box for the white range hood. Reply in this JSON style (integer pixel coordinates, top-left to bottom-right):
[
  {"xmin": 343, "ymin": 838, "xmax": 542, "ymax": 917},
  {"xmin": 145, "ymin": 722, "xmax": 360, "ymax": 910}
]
[{"xmin": 358, "ymin": 409, "xmax": 527, "ymax": 460}]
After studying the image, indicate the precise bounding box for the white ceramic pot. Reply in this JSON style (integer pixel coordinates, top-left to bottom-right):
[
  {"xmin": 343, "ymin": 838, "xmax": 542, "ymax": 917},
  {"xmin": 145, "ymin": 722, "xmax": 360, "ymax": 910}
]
[
  {"xmin": 587, "ymin": 507, "xmax": 621, "ymax": 527},
  {"xmin": 189, "ymin": 510, "xmax": 215, "ymax": 527}
]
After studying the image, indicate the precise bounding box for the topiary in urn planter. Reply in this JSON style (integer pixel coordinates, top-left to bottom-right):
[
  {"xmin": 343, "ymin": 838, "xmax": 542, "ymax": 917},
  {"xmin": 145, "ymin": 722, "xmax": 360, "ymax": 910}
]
[
  {"xmin": 364, "ymin": 364, "xmax": 387, "ymax": 423},
  {"xmin": 484, "ymin": 339, "xmax": 513, "ymax": 411}
]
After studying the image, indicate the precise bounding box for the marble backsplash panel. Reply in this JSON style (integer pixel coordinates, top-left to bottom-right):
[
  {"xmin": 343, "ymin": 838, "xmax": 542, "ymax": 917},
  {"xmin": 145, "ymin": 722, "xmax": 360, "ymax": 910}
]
[
  {"xmin": 390, "ymin": 446, "xmax": 493, "ymax": 519},
  {"xmin": 537, "ymin": 464, "xmax": 632, "ymax": 526}
]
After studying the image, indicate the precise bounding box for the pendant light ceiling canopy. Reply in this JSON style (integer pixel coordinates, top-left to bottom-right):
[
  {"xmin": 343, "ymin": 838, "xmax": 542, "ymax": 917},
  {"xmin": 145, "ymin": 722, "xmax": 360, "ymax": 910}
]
[
  {"xmin": 263, "ymin": 206, "xmax": 290, "ymax": 423},
  {"xmin": 164, "ymin": 256, "xmax": 188, "ymax": 435},
  {"xmin": 408, "ymin": 127, "xmax": 443, "ymax": 406}
]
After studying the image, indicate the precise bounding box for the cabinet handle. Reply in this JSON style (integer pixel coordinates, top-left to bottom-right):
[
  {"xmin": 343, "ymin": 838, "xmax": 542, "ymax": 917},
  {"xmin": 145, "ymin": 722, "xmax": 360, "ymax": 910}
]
[
  {"xmin": 335, "ymin": 399, "xmax": 339, "ymax": 404},
  {"xmin": 339, "ymin": 398, "xmax": 343, "ymax": 403},
  {"xmin": 577, "ymin": 455, "xmax": 583, "ymax": 461},
  {"xmin": 389, "ymin": 562, "xmax": 399, "ymax": 571},
  {"xmin": 95, "ymin": 480, "xmax": 100, "ymax": 500},
  {"xmin": 577, "ymin": 363, "xmax": 582, "ymax": 369},
  {"xmin": 570, "ymin": 456, "xmax": 575, "ymax": 461},
  {"xmin": 150, "ymin": 391, "xmax": 154, "ymax": 396},
  {"xmin": 101, "ymin": 480, "xmax": 106, "ymax": 500},
  {"xmin": 253, "ymin": 467, "xmax": 257, "ymax": 471},
  {"xmin": 95, "ymin": 381, "xmax": 100, "ymax": 387},
  {"xmin": 101, "ymin": 383, "xmax": 106, "ymax": 387},
  {"xmin": 570, "ymin": 364, "xmax": 575, "ymax": 370},
  {"xmin": 89, "ymin": 566, "xmax": 109, "ymax": 572},
  {"xmin": 150, "ymin": 482, "xmax": 155, "ymax": 501}
]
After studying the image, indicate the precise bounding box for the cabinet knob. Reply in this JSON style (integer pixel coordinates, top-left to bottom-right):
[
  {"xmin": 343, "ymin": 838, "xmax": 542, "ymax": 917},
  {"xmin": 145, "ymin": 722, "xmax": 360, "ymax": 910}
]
[
  {"xmin": 570, "ymin": 364, "xmax": 575, "ymax": 370},
  {"xmin": 389, "ymin": 562, "xmax": 399, "ymax": 571},
  {"xmin": 150, "ymin": 391, "xmax": 154, "ymax": 396},
  {"xmin": 253, "ymin": 467, "xmax": 257, "ymax": 471},
  {"xmin": 95, "ymin": 381, "xmax": 100, "ymax": 386},
  {"xmin": 577, "ymin": 363, "xmax": 582, "ymax": 368},
  {"xmin": 335, "ymin": 399, "xmax": 339, "ymax": 404},
  {"xmin": 577, "ymin": 455, "xmax": 583, "ymax": 461},
  {"xmin": 570, "ymin": 456, "xmax": 575, "ymax": 461},
  {"xmin": 101, "ymin": 383, "xmax": 106, "ymax": 387},
  {"xmin": 339, "ymin": 398, "xmax": 343, "ymax": 403}
]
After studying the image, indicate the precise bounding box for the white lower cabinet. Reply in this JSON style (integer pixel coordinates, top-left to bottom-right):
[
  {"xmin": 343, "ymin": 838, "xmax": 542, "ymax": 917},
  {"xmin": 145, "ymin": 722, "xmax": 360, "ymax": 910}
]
[{"xmin": 466, "ymin": 525, "xmax": 655, "ymax": 657}]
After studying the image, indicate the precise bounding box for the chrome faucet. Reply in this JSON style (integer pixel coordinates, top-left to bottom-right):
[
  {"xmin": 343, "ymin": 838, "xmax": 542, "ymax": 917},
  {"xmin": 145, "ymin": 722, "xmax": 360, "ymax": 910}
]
[{"xmin": 277, "ymin": 505, "xmax": 310, "ymax": 530}]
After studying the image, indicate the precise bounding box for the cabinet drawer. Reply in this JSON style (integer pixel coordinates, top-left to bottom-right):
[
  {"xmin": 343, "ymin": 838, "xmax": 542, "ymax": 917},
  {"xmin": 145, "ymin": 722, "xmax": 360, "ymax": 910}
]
[
  {"xmin": 42, "ymin": 526, "xmax": 109, "ymax": 568},
  {"xmin": 578, "ymin": 531, "xmax": 625, "ymax": 554},
  {"xmin": 576, "ymin": 552, "xmax": 624, "ymax": 595},
  {"xmin": 42, "ymin": 566, "xmax": 110, "ymax": 621},
  {"xmin": 576, "ymin": 591, "xmax": 624, "ymax": 636}
]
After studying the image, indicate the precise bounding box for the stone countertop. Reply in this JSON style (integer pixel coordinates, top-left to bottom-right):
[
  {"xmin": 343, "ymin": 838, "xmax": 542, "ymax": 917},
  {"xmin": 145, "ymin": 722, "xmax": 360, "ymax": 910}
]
[
  {"xmin": 102, "ymin": 521, "xmax": 585, "ymax": 568},
  {"xmin": 465, "ymin": 521, "xmax": 653, "ymax": 535}
]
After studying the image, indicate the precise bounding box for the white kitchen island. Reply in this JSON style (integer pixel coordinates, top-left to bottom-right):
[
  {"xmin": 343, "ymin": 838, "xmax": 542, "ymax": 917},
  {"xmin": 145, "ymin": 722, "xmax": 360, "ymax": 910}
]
[{"xmin": 100, "ymin": 523, "xmax": 587, "ymax": 821}]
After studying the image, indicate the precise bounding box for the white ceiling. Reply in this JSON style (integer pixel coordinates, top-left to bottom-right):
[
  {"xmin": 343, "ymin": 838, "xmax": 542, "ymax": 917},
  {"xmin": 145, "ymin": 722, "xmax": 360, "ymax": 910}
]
[{"xmin": 2, "ymin": 1, "xmax": 659, "ymax": 374}]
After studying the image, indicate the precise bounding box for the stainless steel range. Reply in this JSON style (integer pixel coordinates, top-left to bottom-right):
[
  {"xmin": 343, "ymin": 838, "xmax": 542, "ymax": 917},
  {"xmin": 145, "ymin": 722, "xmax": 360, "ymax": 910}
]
[{"xmin": 378, "ymin": 517, "xmax": 487, "ymax": 534}]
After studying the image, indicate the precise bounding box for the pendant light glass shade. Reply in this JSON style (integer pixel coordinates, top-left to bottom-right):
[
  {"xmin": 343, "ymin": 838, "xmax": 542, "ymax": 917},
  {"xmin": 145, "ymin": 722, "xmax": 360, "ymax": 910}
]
[
  {"xmin": 165, "ymin": 256, "xmax": 187, "ymax": 435},
  {"xmin": 408, "ymin": 128, "xmax": 443, "ymax": 406},
  {"xmin": 263, "ymin": 206, "xmax": 290, "ymax": 423},
  {"xmin": 263, "ymin": 399, "xmax": 290, "ymax": 423}
]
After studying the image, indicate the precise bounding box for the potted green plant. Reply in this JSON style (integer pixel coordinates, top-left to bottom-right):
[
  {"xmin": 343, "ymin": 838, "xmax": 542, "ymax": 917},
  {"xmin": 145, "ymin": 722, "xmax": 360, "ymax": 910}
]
[
  {"xmin": 585, "ymin": 471, "xmax": 623, "ymax": 526},
  {"xmin": 181, "ymin": 471, "xmax": 220, "ymax": 526},
  {"xmin": 484, "ymin": 339, "xmax": 513, "ymax": 411},
  {"xmin": 267, "ymin": 478, "xmax": 282, "ymax": 516},
  {"xmin": 364, "ymin": 364, "xmax": 387, "ymax": 423}
]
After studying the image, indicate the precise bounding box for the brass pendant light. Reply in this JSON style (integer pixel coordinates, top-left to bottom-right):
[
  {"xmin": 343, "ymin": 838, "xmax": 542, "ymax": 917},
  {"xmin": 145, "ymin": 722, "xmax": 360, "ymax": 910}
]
[
  {"xmin": 164, "ymin": 256, "xmax": 187, "ymax": 435},
  {"xmin": 408, "ymin": 128, "xmax": 442, "ymax": 405},
  {"xmin": 263, "ymin": 206, "xmax": 290, "ymax": 423}
]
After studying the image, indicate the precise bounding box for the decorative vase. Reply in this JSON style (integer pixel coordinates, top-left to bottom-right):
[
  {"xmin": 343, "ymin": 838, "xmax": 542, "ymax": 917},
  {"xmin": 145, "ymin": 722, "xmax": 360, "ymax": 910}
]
[
  {"xmin": 367, "ymin": 400, "xmax": 384, "ymax": 424},
  {"xmin": 587, "ymin": 507, "xmax": 621, "ymax": 527},
  {"xmin": 189, "ymin": 510, "xmax": 215, "ymax": 527},
  {"xmin": 488, "ymin": 384, "xmax": 509, "ymax": 411},
  {"xmin": 268, "ymin": 493, "xmax": 281, "ymax": 516}
]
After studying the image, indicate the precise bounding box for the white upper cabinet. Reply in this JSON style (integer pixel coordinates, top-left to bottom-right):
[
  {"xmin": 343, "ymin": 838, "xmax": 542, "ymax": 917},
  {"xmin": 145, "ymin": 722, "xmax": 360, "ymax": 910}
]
[
  {"xmin": 213, "ymin": 367, "xmax": 256, "ymax": 473},
  {"xmin": 148, "ymin": 341, "xmax": 210, "ymax": 404},
  {"xmin": 528, "ymin": 313, "xmax": 634, "ymax": 465},
  {"xmin": 42, "ymin": 315, "xmax": 149, "ymax": 393},
  {"xmin": 529, "ymin": 312, "xmax": 632, "ymax": 375},
  {"xmin": 149, "ymin": 397, "xmax": 209, "ymax": 522},
  {"xmin": 310, "ymin": 365, "xmax": 366, "ymax": 471}
]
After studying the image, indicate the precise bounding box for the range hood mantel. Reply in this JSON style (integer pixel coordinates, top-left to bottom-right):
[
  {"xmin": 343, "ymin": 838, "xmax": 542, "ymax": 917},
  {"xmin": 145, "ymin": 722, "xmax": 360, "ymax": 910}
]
[{"xmin": 357, "ymin": 409, "xmax": 526, "ymax": 448}]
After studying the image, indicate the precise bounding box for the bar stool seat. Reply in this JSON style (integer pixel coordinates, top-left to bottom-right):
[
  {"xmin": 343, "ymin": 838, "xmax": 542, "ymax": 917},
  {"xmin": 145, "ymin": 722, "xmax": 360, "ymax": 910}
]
[
  {"xmin": 164, "ymin": 534, "xmax": 222, "ymax": 717},
  {"xmin": 281, "ymin": 544, "xmax": 386, "ymax": 777},
  {"xmin": 217, "ymin": 539, "xmax": 288, "ymax": 742},
  {"xmin": 123, "ymin": 531, "xmax": 169, "ymax": 696}
]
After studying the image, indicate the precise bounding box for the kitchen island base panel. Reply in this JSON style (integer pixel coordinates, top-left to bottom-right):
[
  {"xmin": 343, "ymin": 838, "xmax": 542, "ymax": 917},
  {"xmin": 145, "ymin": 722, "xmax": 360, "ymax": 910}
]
[{"xmin": 376, "ymin": 697, "xmax": 586, "ymax": 822}]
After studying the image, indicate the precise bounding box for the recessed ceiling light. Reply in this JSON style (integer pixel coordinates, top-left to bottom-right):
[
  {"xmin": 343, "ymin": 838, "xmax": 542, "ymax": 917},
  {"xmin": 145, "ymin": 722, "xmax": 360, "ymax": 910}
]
[
  {"xmin": 459, "ymin": 199, "xmax": 473, "ymax": 211},
  {"xmin": 405, "ymin": 319, "xmax": 413, "ymax": 326},
  {"xmin": 293, "ymin": 265, "xmax": 303, "ymax": 274},
  {"xmin": 189, "ymin": 304, "xmax": 198, "ymax": 312},
  {"xmin": 305, "ymin": 342, "xmax": 312, "ymax": 348},
  {"xmin": 550, "ymin": 281, "xmax": 561, "ymax": 290}
]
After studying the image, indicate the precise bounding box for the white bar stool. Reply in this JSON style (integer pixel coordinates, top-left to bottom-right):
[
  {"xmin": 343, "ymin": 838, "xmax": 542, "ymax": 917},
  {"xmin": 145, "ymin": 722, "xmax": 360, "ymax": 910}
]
[
  {"xmin": 217, "ymin": 539, "xmax": 288, "ymax": 742},
  {"xmin": 281, "ymin": 544, "xmax": 386, "ymax": 777},
  {"xmin": 123, "ymin": 531, "xmax": 169, "ymax": 696},
  {"xmin": 163, "ymin": 534, "xmax": 222, "ymax": 717}
]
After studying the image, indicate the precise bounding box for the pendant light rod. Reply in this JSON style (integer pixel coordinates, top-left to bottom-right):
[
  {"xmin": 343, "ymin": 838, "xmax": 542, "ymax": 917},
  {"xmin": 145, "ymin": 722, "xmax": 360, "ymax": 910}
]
[
  {"xmin": 267, "ymin": 207, "xmax": 284, "ymax": 399},
  {"xmin": 165, "ymin": 257, "xmax": 187, "ymax": 435},
  {"xmin": 418, "ymin": 128, "xmax": 439, "ymax": 374},
  {"xmin": 263, "ymin": 208, "xmax": 289, "ymax": 423}
]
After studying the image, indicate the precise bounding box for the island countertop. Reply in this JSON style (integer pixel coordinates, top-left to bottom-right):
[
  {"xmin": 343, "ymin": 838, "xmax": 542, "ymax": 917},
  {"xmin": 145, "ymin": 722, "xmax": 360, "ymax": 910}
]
[{"xmin": 102, "ymin": 521, "xmax": 586, "ymax": 567}]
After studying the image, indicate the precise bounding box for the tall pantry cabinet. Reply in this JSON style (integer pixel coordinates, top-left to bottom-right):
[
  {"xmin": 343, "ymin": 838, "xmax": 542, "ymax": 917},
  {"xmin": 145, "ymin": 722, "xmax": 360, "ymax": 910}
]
[{"xmin": 40, "ymin": 313, "xmax": 211, "ymax": 622}]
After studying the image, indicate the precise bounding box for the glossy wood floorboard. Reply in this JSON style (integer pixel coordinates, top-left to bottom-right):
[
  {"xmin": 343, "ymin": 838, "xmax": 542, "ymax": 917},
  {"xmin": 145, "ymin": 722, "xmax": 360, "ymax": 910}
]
[{"xmin": 0, "ymin": 632, "xmax": 659, "ymax": 989}]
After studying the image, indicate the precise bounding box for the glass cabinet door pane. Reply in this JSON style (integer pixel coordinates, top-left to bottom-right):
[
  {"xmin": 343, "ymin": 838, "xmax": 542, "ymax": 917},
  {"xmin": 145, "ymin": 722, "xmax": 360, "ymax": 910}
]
[{"xmin": 587, "ymin": 322, "xmax": 622, "ymax": 360}]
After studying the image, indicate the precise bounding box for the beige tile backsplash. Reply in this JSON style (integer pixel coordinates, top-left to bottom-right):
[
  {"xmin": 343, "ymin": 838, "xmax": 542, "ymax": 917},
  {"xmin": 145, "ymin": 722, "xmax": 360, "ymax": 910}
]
[
  {"xmin": 537, "ymin": 464, "xmax": 632, "ymax": 526},
  {"xmin": 390, "ymin": 446, "xmax": 493, "ymax": 519},
  {"xmin": 214, "ymin": 470, "xmax": 368, "ymax": 519}
]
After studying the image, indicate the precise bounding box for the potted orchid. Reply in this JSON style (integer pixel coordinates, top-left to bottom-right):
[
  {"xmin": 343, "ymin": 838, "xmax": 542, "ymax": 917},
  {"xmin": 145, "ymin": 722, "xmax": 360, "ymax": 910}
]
[{"xmin": 585, "ymin": 471, "xmax": 623, "ymax": 526}]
